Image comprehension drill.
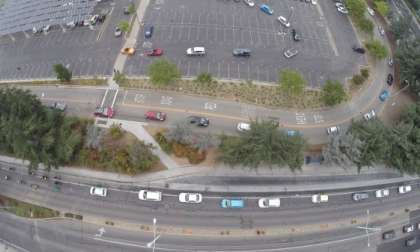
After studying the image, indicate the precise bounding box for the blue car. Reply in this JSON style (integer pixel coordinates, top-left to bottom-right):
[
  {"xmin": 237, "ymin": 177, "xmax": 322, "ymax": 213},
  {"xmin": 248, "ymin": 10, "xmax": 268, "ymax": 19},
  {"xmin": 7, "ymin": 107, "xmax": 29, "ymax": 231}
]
[
  {"xmin": 144, "ymin": 25, "xmax": 154, "ymax": 39},
  {"xmin": 220, "ymin": 199, "xmax": 245, "ymax": 209},
  {"xmin": 260, "ymin": 4, "xmax": 273, "ymax": 15},
  {"xmin": 379, "ymin": 90, "xmax": 389, "ymax": 102},
  {"xmin": 287, "ymin": 130, "xmax": 299, "ymax": 136}
]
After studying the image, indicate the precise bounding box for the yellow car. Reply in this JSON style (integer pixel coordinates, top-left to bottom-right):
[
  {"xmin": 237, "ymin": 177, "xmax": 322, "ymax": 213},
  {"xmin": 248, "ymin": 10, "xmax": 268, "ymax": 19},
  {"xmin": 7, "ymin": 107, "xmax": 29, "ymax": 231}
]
[{"xmin": 121, "ymin": 47, "xmax": 135, "ymax": 55}]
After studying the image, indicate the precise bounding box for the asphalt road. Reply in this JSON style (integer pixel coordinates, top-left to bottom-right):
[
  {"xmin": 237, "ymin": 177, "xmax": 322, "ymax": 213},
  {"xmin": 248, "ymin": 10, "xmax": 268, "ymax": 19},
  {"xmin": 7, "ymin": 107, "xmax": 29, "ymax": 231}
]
[{"xmin": 124, "ymin": 0, "xmax": 364, "ymax": 86}]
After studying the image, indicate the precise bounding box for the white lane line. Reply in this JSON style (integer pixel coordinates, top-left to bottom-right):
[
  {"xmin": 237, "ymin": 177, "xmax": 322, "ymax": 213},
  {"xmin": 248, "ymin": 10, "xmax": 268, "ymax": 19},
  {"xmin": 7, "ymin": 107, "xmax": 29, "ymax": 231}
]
[
  {"xmin": 0, "ymin": 237, "xmax": 31, "ymax": 252},
  {"xmin": 315, "ymin": 3, "xmax": 339, "ymax": 56}
]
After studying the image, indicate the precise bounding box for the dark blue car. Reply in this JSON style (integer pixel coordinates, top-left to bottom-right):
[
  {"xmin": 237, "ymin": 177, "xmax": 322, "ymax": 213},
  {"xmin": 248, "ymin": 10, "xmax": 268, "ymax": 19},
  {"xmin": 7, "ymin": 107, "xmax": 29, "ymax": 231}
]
[{"xmin": 144, "ymin": 25, "xmax": 154, "ymax": 39}]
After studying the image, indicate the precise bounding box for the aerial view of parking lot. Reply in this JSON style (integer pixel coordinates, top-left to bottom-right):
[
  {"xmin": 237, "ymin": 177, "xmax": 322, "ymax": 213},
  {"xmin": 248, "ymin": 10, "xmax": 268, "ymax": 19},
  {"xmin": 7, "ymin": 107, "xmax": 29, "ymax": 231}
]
[{"xmin": 1, "ymin": 0, "xmax": 420, "ymax": 252}]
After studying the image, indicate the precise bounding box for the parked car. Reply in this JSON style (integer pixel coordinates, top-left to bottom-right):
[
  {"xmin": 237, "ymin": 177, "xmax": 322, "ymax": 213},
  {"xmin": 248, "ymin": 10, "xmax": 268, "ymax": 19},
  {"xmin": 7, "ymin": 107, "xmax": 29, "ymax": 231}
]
[
  {"xmin": 379, "ymin": 90, "xmax": 389, "ymax": 102},
  {"xmin": 403, "ymin": 224, "xmax": 415, "ymax": 233},
  {"xmin": 287, "ymin": 130, "xmax": 299, "ymax": 136},
  {"xmin": 363, "ymin": 109, "xmax": 376, "ymax": 120},
  {"xmin": 145, "ymin": 111, "xmax": 166, "ymax": 121},
  {"xmin": 138, "ymin": 190, "xmax": 162, "ymax": 201},
  {"xmin": 146, "ymin": 48, "xmax": 163, "ymax": 56},
  {"xmin": 188, "ymin": 116, "xmax": 210, "ymax": 127},
  {"xmin": 237, "ymin": 122, "xmax": 251, "ymax": 132},
  {"xmin": 378, "ymin": 26, "xmax": 385, "ymax": 36},
  {"xmin": 123, "ymin": 6, "xmax": 130, "ymax": 15},
  {"xmin": 260, "ymin": 4, "xmax": 273, "ymax": 15},
  {"xmin": 94, "ymin": 106, "xmax": 114, "ymax": 118},
  {"xmin": 382, "ymin": 230, "xmax": 395, "ymax": 240},
  {"xmin": 311, "ymin": 194, "xmax": 328, "ymax": 203},
  {"xmin": 42, "ymin": 25, "xmax": 51, "ymax": 33},
  {"xmin": 367, "ymin": 7, "xmax": 375, "ymax": 16},
  {"xmin": 326, "ymin": 126, "xmax": 340, "ymax": 135},
  {"xmin": 179, "ymin": 193, "xmax": 203, "ymax": 203},
  {"xmin": 352, "ymin": 192, "xmax": 369, "ymax": 201},
  {"xmin": 121, "ymin": 47, "xmax": 136, "ymax": 55},
  {"xmin": 277, "ymin": 16, "xmax": 290, "ymax": 27},
  {"xmin": 284, "ymin": 48, "xmax": 298, "ymax": 58},
  {"xmin": 90, "ymin": 186, "xmax": 107, "ymax": 197},
  {"xmin": 49, "ymin": 102, "xmax": 67, "ymax": 111},
  {"xmin": 375, "ymin": 189, "xmax": 389, "ymax": 198},
  {"xmin": 387, "ymin": 74, "xmax": 394, "ymax": 85},
  {"xmin": 243, "ymin": 0, "xmax": 255, "ymax": 7},
  {"xmin": 114, "ymin": 27, "xmax": 122, "ymax": 37},
  {"xmin": 220, "ymin": 198, "xmax": 245, "ymax": 208},
  {"xmin": 398, "ymin": 185, "xmax": 412, "ymax": 194},
  {"xmin": 292, "ymin": 29, "xmax": 301, "ymax": 41},
  {"xmin": 352, "ymin": 46, "xmax": 365, "ymax": 54},
  {"xmin": 406, "ymin": 237, "xmax": 416, "ymax": 247},
  {"xmin": 233, "ymin": 48, "xmax": 251, "ymax": 57},
  {"xmin": 337, "ymin": 6, "xmax": 349, "ymax": 14},
  {"xmin": 144, "ymin": 25, "xmax": 154, "ymax": 38},
  {"xmin": 311, "ymin": 0, "xmax": 317, "ymax": 4},
  {"xmin": 258, "ymin": 198, "xmax": 280, "ymax": 208},
  {"xmin": 186, "ymin": 47, "xmax": 206, "ymax": 56},
  {"xmin": 388, "ymin": 58, "xmax": 394, "ymax": 67}
]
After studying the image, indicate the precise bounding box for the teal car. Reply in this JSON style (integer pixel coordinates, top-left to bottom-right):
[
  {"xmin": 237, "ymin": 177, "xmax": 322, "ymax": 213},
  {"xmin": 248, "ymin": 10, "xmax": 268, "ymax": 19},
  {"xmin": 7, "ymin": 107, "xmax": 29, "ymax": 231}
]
[
  {"xmin": 220, "ymin": 198, "xmax": 245, "ymax": 209},
  {"xmin": 260, "ymin": 4, "xmax": 273, "ymax": 15}
]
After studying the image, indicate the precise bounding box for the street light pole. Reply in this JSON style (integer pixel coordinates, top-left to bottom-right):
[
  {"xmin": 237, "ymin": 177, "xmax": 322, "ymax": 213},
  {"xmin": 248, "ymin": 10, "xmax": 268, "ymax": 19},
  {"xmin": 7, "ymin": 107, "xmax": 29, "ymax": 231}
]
[
  {"xmin": 356, "ymin": 209, "xmax": 381, "ymax": 247},
  {"xmin": 147, "ymin": 217, "xmax": 161, "ymax": 252}
]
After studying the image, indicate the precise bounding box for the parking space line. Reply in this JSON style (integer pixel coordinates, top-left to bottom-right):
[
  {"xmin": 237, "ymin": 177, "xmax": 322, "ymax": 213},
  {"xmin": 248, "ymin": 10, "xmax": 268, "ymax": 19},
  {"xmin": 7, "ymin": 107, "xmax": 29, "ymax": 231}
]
[
  {"xmin": 227, "ymin": 63, "xmax": 230, "ymax": 79},
  {"xmin": 196, "ymin": 26, "xmax": 200, "ymax": 41},
  {"xmin": 197, "ymin": 61, "xmax": 201, "ymax": 75},
  {"xmin": 187, "ymin": 26, "xmax": 191, "ymax": 41},
  {"xmin": 217, "ymin": 62, "xmax": 221, "ymax": 78},
  {"xmin": 186, "ymin": 61, "xmax": 191, "ymax": 76},
  {"xmin": 237, "ymin": 64, "xmax": 240, "ymax": 79},
  {"xmin": 256, "ymin": 65, "xmax": 260, "ymax": 81},
  {"xmin": 207, "ymin": 61, "xmax": 211, "ymax": 74}
]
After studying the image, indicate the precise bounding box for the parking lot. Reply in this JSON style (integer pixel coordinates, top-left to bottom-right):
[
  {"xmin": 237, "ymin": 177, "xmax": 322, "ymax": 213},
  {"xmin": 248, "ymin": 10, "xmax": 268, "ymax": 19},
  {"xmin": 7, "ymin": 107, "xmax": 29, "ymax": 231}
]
[
  {"xmin": 125, "ymin": 0, "xmax": 366, "ymax": 87},
  {"xmin": 0, "ymin": 0, "xmax": 133, "ymax": 80}
]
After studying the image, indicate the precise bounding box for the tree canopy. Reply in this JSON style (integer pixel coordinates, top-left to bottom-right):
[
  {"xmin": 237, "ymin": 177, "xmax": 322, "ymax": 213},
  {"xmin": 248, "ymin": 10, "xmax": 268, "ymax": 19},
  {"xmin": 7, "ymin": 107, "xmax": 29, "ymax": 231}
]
[
  {"xmin": 278, "ymin": 69, "xmax": 306, "ymax": 96},
  {"xmin": 365, "ymin": 40, "xmax": 388, "ymax": 59},
  {"xmin": 148, "ymin": 58, "xmax": 181, "ymax": 85},
  {"xmin": 396, "ymin": 39, "xmax": 420, "ymax": 96},
  {"xmin": 218, "ymin": 121, "xmax": 306, "ymax": 170},
  {"xmin": 53, "ymin": 64, "xmax": 72, "ymax": 82},
  {"xmin": 321, "ymin": 80, "xmax": 346, "ymax": 106}
]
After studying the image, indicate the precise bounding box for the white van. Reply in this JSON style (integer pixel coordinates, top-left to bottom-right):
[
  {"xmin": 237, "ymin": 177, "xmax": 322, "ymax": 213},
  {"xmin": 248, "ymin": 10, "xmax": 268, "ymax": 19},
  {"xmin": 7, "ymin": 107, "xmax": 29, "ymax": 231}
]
[{"xmin": 186, "ymin": 47, "xmax": 205, "ymax": 56}]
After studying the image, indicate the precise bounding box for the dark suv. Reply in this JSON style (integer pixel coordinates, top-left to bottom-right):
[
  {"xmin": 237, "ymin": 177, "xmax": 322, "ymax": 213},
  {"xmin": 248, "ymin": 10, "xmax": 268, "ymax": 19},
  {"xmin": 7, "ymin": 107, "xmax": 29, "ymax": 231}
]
[
  {"xmin": 188, "ymin": 116, "xmax": 210, "ymax": 127},
  {"xmin": 233, "ymin": 48, "xmax": 251, "ymax": 57},
  {"xmin": 352, "ymin": 46, "xmax": 365, "ymax": 54},
  {"xmin": 144, "ymin": 25, "xmax": 154, "ymax": 39},
  {"xmin": 292, "ymin": 29, "xmax": 301, "ymax": 41},
  {"xmin": 382, "ymin": 230, "xmax": 395, "ymax": 240}
]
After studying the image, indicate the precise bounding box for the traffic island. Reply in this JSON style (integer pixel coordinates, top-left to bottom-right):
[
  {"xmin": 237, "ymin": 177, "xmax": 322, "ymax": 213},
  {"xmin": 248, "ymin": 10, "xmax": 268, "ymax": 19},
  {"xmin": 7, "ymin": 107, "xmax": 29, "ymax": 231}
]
[{"xmin": 0, "ymin": 194, "xmax": 59, "ymax": 219}]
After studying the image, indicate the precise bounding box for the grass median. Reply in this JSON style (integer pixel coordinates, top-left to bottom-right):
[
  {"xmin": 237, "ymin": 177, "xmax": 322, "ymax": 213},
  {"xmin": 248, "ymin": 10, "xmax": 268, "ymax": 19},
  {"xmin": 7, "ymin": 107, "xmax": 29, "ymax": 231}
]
[{"xmin": 0, "ymin": 194, "xmax": 59, "ymax": 218}]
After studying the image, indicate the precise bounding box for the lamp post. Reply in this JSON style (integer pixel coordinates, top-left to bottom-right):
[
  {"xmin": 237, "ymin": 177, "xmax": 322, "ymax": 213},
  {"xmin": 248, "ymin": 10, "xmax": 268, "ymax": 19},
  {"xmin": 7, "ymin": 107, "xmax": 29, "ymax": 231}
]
[
  {"xmin": 147, "ymin": 217, "xmax": 161, "ymax": 252},
  {"xmin": 356, "ymin": 209, "xmax": 381, "ymax": 247}
]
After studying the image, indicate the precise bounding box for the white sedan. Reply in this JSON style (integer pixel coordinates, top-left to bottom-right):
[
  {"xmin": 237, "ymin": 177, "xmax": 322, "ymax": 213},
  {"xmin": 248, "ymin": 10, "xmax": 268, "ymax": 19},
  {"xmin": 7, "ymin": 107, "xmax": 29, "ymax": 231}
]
[
  {"xmin": 363, "ymin": 110, "xmax": 376, "ymax": 120},
  {"xmin": 311, "ymin": 194, "xmax": 328, "ymax": 203},
  {"xmin": 375, "ymin": 189, "xmax": 390, "ymax": 198},
  {"xmin": 277, "ymin": 16, "xmax": 290, "ymax": 28},
  {"xmin": 139, "ymin": 190, "xmax": 162, "ymax": 201},
  {"xmin": 258, "ymin": 198, "xmax": 281, "ymax": 208},
  {"xmin": 237, "ymin": 122, "xmax": 251, "ymax": 132},
  {"xmin": 243, "ymin": 0, "xmax": 255, "ymax": 7},
  {"xmin": 179, "ymin": 193, "xmax": 203, "ymax": 203},
  {"xmin": 398, "ymin": 185, "xmax": 412, "ymax": 194},
  {"xmin": 90, "ymin": 186, "xmax": 107, "ymax": 197}
]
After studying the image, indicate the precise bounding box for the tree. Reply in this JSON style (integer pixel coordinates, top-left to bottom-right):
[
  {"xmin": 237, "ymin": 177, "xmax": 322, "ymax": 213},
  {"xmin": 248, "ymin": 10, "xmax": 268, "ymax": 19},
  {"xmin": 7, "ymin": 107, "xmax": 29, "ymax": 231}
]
[
  {"xmin": 365, "ymin": 40, "xmax": 388, "ymax": 59},
  {"xmin": 148, "ymin": 58, "xmax": 181, "ymax": 85},
  {"xmin": 321, "ymin": 80, "xmax": 346, "ymax": 106},
  {"xmin": 53, "ymin": 64, "xmax": 72, "ymax": 82},
  {"xmin": 127, "ymin": 3, "xmax": 136, "ymax": 14},
  {"xmin": 128, "ymin": 140, "xmax": 158, "ymax": 174},
  {"xmin": 118, "ymin": 21, "xmax": 130, "ymax": 32},
  {"xmin": 278, "ymin": 69, "xmax": 306, "ymax": 96},
  {"xmin": 345, "ymin": 0, "xmax": 367, "ymax": 19},
  {"xmin": 352, "ymin": 74, "xmax": 365, "ymax": 85},
  {"xmin": 356, "ymin": 17, "xmax": 374, "ymax": 35},
  {"xmin": 113, "ymin": 71, "xmax": 127, "ymax": 85},
  {"xmin": 396, "ymin": 39, "xmax": 420, "ymax": 96},
  {"xmin": 374, "ymin": 0, "xmax": 390, "ymax": 17},
  {"xmin": 322, "ymin": 132, "xmax": 363, "ymax": 168},
  {"xmin": 218, "ymin": 121, "xmax": 306, "ymax": 170},
  {"xmin": 390, "ymin": 16, "xmax": 412, "ymax": 41}
]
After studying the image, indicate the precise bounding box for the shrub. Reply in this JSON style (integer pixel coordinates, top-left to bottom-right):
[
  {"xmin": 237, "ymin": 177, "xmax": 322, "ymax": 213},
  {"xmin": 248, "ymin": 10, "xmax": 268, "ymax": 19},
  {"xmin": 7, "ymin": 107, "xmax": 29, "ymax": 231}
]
[
  {"xmin": 187, "ymin": 149, "xmax": 206, "ymax": 164},
  {"xmin": 155, "ymin": 132, "xmax": 172, "ymax": 153},
  {"xmin": 109, "ymin": 124, "xmax": 123, "ymax": 140},
  {"xmin": 196, "ymin": 72, "xmax": 213, "ymax": 84},
  {"xmin": 356, "ymin": 17, "xmax": 374, "ymax": 35},
  {"xmin": 321, "ymin": 80, "xmax": 346, "ymax": 106},
  {"xmin": 352, "ymin": 74, "xmax": 365, "ymax": 85},
  {"xmin": 360, "ymin": 68, "xmax": 369, "ymax": 79},
  {"xmin": 365, "ymin": 40, "xmax": 388, "ymax": 59}
]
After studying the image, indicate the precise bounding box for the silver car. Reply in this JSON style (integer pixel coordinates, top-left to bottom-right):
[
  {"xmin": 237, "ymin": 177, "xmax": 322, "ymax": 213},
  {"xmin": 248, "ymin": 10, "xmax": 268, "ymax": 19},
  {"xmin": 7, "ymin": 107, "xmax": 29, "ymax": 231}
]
[{"xmin": 283, "ymin": 48, "xmax": 298, "ymax": 58}]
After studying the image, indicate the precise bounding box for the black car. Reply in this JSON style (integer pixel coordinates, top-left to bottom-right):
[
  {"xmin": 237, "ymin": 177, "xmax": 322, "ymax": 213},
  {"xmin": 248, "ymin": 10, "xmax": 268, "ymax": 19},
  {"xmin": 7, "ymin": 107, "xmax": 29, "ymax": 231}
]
[
  {"xmin": 382, "ymin": 230, "xmax": 395, "ymax": 240},
  {"xmin": 387, "ymin": 73, "xmax": 393, "ymax": 85},
  {"xmin": 406, "ymin": 237, "xmax": 416, "ymax": 247},
  {"xmin": 144, "ymin": 25, "xmax": 154, "ymax": 39},
  {"xmin": 352, "ymin": 46, "xmax": 365, "ymax": 54},
  {"xmin": 189, "ymin": 116, "xmax": 210, "ymax": 127},
  {"xmin": 292, "ymin": 29, "xmax": 301, "ymax": 41},
  {"xmin": 233, "ymin": 48, "xmax": 251, "ymax": 57}
]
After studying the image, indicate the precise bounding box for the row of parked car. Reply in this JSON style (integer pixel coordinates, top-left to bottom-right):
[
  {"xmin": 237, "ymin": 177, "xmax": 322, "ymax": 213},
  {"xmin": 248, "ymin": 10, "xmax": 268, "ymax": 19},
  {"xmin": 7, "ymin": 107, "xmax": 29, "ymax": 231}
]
[
  {"xmin": 88, "ymin": 184, "xmax": 415, "ymax": 208},
  {"xmin": 383, "ymin": 222, "xmax": 420, "ymax": 248}
]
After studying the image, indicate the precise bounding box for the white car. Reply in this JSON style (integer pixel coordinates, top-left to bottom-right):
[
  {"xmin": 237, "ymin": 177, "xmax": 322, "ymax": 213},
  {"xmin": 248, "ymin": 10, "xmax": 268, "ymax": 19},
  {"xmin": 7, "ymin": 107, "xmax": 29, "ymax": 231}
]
[
  {"xmin": 375, "ymin": 189, "xmax": 390, "ymax": 198},
  {"xmin": 186, "ymin": 47, "xmax": 205, "ymax": 56},
  {"xmin": 327, "ymin": 126, "xmax": 340, "ymax": 135},
  {"xmin": 277, "ymin": 16, "xmax": 290, "ymax": 28},
  {"xmin": 335, "ymin": 2, "xmax": 345, "ymax": 8},
  {"xmin": 378, "ymin": 26, "xmax": 385, "ymax": 36},
  {"xmin": 283, "ymin": 48, "xmax": 298, "ymax": 58},
  {"xmin": 258, "ymin": 198, "xmax": 281, "ymax": 208},
  {"xmin": 90, "ymin": 186, "xmax": 107, "ymax": 197},
  {"xmin": 243, "ymin": 0, "xmax": 255, "ymax": 7},
  {"xmin": 363, "ymin": 110, "xmax": 376, "ymax": 120},
  {"xmin": 337, "ymin": 7, "xmax": 349, "ymax": 14},
  {"xmin": 367, "ymin": 7, "xmax": 375, "ymax": 16},
  {"xmin": 311, "ymin": 0, "xmax": 317, "ymax": 5},
  {"xmin": 237, "ymin": 122, "xmax": 251, "ymax": 132},
  {"xmin": 179, "ymin": 193, "xmax": 202, "ymax": 203},
  {"xmin": 139, "ymin": 190, "xmax": 162, "ymax": 201},
  {"xmin": 311, "ymin": 194, "xmax": 328, "ymax": 203},
  {"xmin": 398, "ymin": 185, "xmax": 412, "ymax": 194}
]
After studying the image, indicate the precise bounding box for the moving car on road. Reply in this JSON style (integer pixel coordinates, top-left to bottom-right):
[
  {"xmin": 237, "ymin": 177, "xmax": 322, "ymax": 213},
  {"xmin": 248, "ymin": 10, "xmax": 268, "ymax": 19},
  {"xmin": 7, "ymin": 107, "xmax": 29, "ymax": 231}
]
[
  {"xmin": 179, "ymin": 193, "xmax": 203, "ymax": 203},
  {"xmin": 311, "ymin": 194, "xmax": 328, "ymax": 203},
  {"xmin": 139, "ymin": 190, "xmax": 162, "ymax": 201},
  {"xmin": 188, "ymin": 116, "xmax": 210, "ymax": 127},
  {"xmin": 146, "ymin": 48, "xmax": 163, "ymax": 56},
  {"xmin": 90, "ymin": 186, "xmax": 107, "ymax": 197},
  {"xmin": 406, "ymin": 237, "xmax": 416, "ymax": 247},
  {"xmin": 258, "ymin": 198, "xmax": 280, "ymax": 208},
  {"xmin": 352, "ymin": 192, "xmax": 369, "ymax": 201},
  {"xmin": 375, "ymin": 189, "xmax": 389, "ymax": 198},
  {"xmin": 403, "ymin": 224, "xmax": 414, "ymax": 233},
  {"xmin": 382, "ymin": 230, "xmax": 395, "ymax": 240},
  {"xmin": 145, "ymin": 111, "xmax": 166, "ymax": 121},
  {"xmin": 220, "ymin": 198, "xmax": 245, "ymax": 209},
  {"xmin": 398, "ymin": 185, "xmax": 412, "ymax": 194},
  {"xmin": 94, "ymin": 107, "xmax": 115, "ymax": 118},
  {"xmin": 260, "ymin": 4, "xmax": 273, "ymax": 15}
]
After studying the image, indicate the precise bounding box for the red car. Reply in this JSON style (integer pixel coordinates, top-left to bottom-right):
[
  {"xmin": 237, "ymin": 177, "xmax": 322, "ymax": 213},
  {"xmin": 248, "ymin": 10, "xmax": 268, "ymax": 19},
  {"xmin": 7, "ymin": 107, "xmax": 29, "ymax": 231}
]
[
  {"xmin": 146, "ymin": 48, "xmax": 163, "ymax": 56},
  {"xmin": 94, "ymin": 107, "xmax": 114, "ymax": 118},
  {"xmin": 145, "ymin": 111, "xmax": 166, "ymax": 121}
]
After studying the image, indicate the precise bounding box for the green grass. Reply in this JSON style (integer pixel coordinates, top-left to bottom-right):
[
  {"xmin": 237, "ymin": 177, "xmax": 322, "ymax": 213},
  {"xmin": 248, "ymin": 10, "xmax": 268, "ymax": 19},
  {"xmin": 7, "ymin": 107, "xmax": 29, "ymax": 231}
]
[{"xmin": 0, "ymin": 195, "xmax": 59, "ymax": 218}]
